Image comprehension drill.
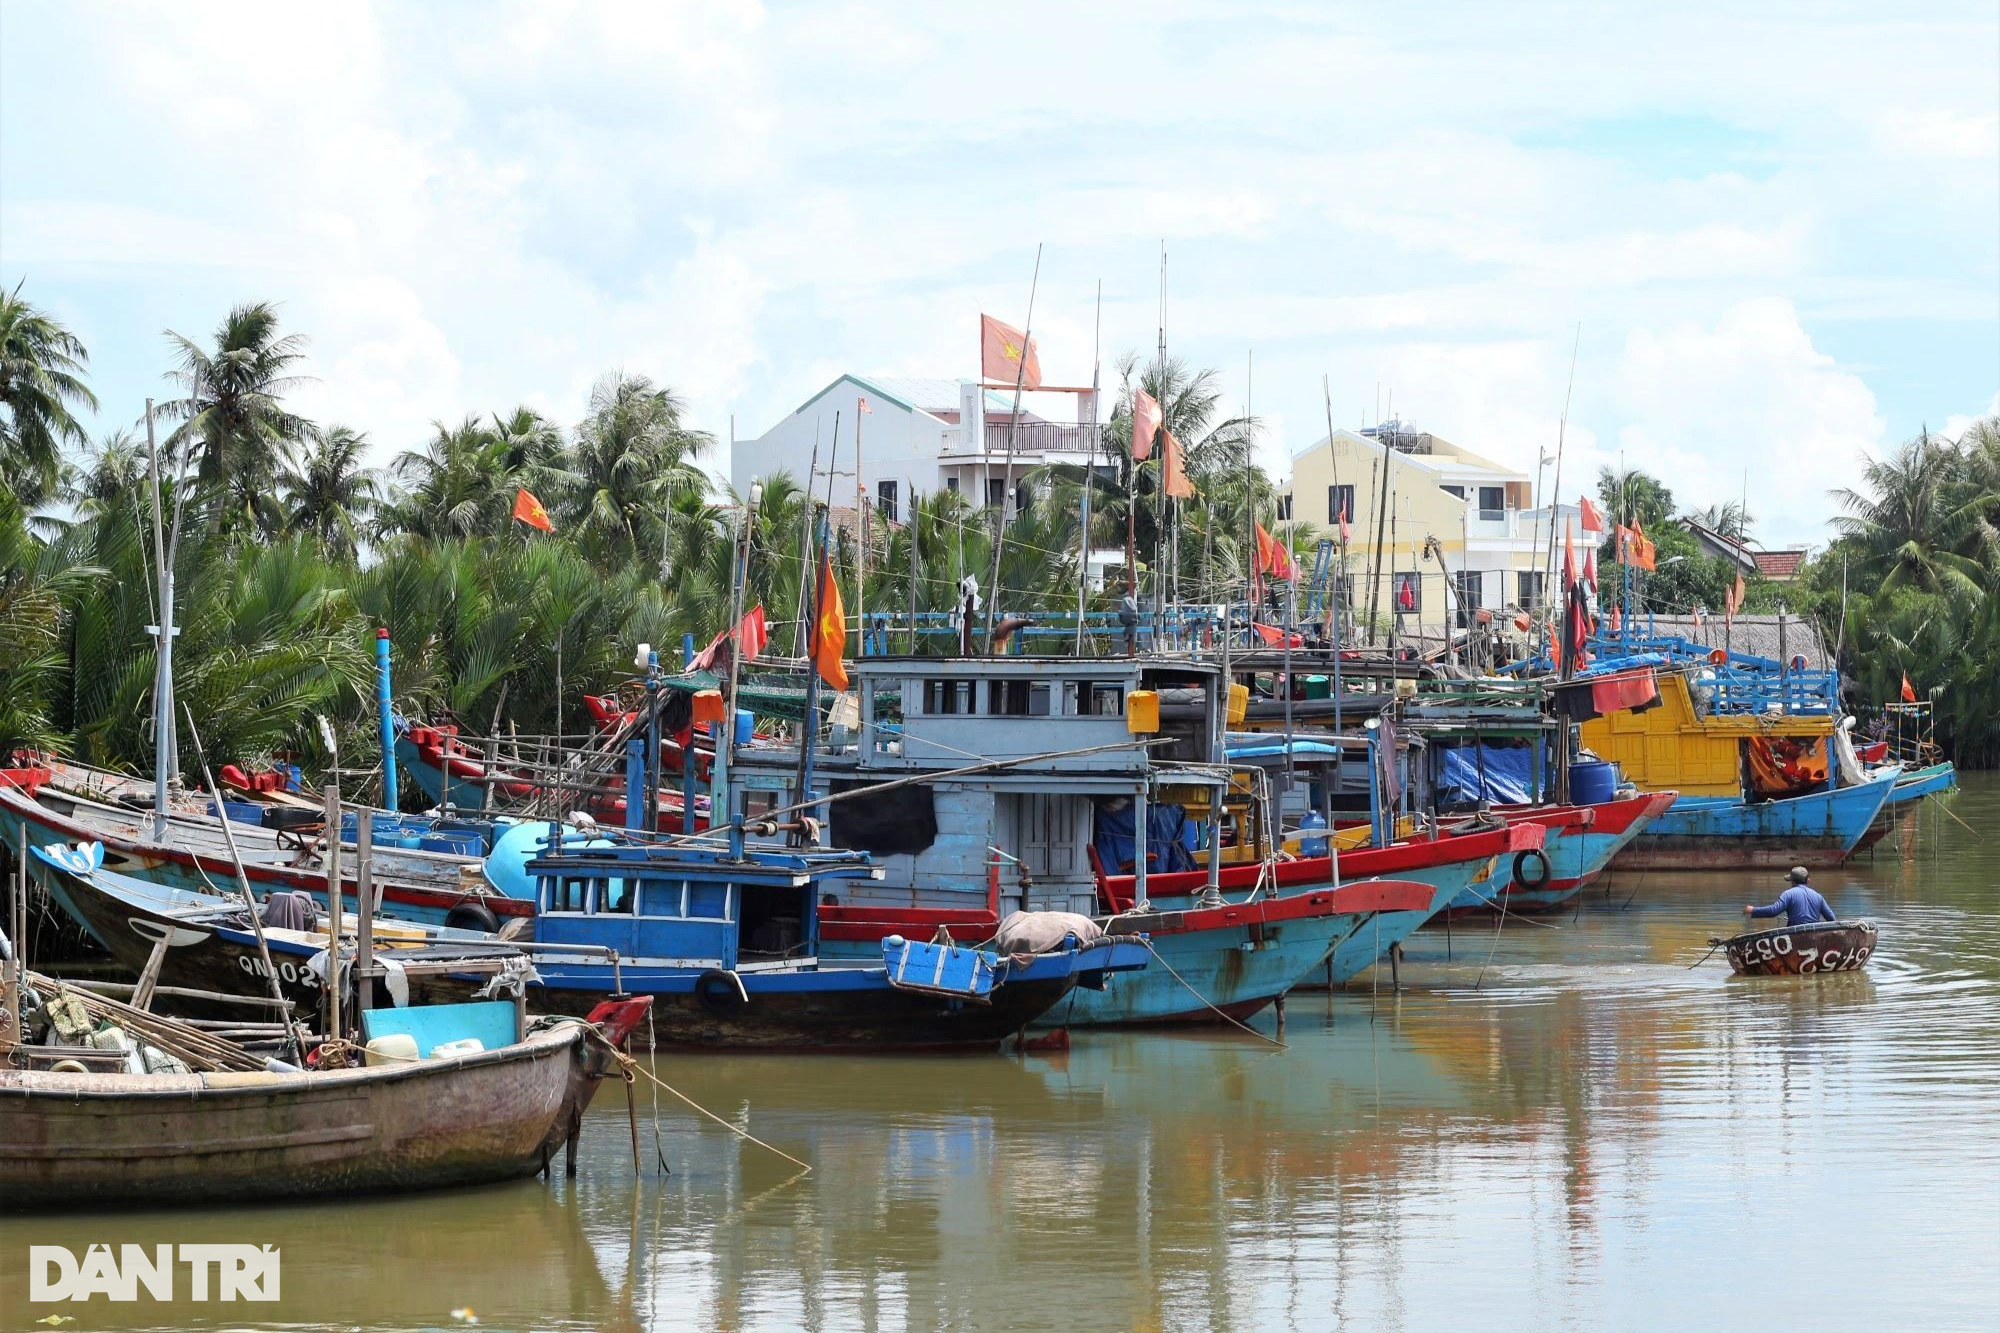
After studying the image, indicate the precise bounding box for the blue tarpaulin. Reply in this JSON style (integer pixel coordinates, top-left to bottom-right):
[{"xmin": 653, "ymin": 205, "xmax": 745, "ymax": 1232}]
[
  {"xmin": 1093, "ymin": 801, "xmax": 1197, "ymax": 875},
  {"xmin": 1436, "ymin": 743, "xmax": 1541, "ymax": 805}
]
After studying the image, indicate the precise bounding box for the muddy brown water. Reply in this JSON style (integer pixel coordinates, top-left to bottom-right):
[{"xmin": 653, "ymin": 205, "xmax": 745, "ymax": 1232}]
[{"xmin": 4, "ymin": 778, "xmax": 1996, "ymax": 1331}]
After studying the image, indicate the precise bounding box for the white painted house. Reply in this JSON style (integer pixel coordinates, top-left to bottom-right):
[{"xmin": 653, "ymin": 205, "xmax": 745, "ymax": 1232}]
[{"xmin": 731, "ymin": 375, "xmax": 1102, "ymax": 525}]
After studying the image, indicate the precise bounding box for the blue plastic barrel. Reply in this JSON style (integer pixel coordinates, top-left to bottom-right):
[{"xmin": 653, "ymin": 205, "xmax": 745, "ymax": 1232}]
[
  {"xmin": 734, "ymin": 709, "xmax": 754, "ymax": 745},
  {"xmin": 418, "ymin": 831, "xmax": 481, "ymax": 857},
  {"xmin": 208, "ymin": 800, "xmax": 266, "ymax": 826},
  {"xmin": 1571, "ymin": 759, "xmax": 1617, "ymax": 806}
]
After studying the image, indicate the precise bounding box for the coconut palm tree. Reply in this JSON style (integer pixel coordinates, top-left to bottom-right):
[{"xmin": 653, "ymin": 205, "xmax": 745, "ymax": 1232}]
[
  {"xmin": 561, "ymin": 371, "xmax": 712, "ymax": 561},
  {"xmin": 0, "ymin": 283, "xmax": 97, "ymax": 509},
  {"xmin": 281, "ymin": 425, "xmax": 380, "ymax": 561},
  {"xmin": 1597, "ymin": 467, "xmax": 1676, "ymax": 531},
  {"xmin": 160, "ymin": 302, "xmax": 313, "ymax": 498},
  {"xmin": 1831, "ymin": 428, "xmax": 1997, "ymax": 600},
  {"xmin": 1681, "ymin": 501, "xmax": 1755, "ymax": 543},
  {"xmin": 379, "ymin": 416, "xmax": 512, "ymax": 541}
]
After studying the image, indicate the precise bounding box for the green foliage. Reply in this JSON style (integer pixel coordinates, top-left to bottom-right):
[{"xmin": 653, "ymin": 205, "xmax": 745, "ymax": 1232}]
[{"xmin": 0, "ymin": 282, "xmax": 97, "ymax": 508}]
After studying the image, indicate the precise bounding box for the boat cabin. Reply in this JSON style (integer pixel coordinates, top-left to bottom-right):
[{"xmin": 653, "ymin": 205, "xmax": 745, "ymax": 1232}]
[
  {"xmin": 525, "ymin": 841, "xmax": 879, "ymax": 970},
  {"xmin": 729, "ymin": 656, "xmax": 1227, "ymax": 920}
]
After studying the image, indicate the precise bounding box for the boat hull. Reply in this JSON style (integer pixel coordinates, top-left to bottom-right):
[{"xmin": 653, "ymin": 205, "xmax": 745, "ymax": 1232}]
[
  {"xmin": 1719, "ymin": 919, "xmax": 1878, "ymax": 976},
  {"xmin": 1613, "ymin": 773, "xmax": 1897, "ymax": 869},
  {"xmin": 33, "ymin": 855, "xmax": 1133, "ymax": 1053},
  {"xmin": 1031, "ymin": 881, "xmax": 1434, "ymax": 1027},
  {"xmin": 0, "ymin": 1024, "xmax": 601, "ymax": 1209},
  {"xmin": 1446, "ymin": 790, "xmax": 1677, "ymax": 914}
]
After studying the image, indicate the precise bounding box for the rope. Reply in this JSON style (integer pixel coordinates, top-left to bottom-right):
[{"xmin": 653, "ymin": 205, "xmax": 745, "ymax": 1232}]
[
  {"xmin": 590, "ymin": 1034, "xmax": 813, "ymax": 1173},
  {"xmin": 1135, "ymin": 936, "xmax": 1286, "ymax": 1049}
]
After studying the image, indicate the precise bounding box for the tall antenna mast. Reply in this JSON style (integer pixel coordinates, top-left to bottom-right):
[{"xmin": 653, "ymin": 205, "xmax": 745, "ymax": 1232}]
[
  {"xmin": 1076, "ymin": 280, "xmax": 1102, "ymax": 655},
  {"xmin": 983, "ymin": 243, "xmax": 1043, "ymax": 651}
]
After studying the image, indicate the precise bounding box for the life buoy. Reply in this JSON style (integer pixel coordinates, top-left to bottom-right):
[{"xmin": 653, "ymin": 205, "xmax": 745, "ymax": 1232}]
[
  {"xmin": 694, "ymin": 968, "xmax": 748, "ymax": 1014},
  {"xmin": 1708, "ymin": 648, "xmax": 1728, "ymax": 665},
  {"xmin": 443, "ymin": 901, "xmax": 502, "ymax": 934},
  {"xmin": 1512, "ymin": 848, "xmax": 1552, "ymax": 890}
]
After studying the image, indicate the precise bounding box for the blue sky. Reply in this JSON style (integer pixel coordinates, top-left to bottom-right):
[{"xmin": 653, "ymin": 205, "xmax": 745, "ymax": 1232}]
[{"xmin": 3, "ymin": 1, "xmax": 1995, "ymax": 546}]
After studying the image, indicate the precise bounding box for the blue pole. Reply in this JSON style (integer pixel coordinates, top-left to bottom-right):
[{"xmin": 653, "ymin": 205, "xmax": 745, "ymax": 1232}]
[
  {"xmin": 375, "ymin": 628, "xmax": 398, "ymax": 812},
  {"xmin": 624, "ymin": 739, "xmax": 646, "ymax": 831},
  {"xmin": 1365, "ymin": 726, "xmax": 1383, "ymax": 848}
]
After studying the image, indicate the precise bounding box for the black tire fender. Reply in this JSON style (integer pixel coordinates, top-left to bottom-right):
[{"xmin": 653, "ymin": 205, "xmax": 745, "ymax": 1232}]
[
  {"xmin": 443, "ymin": 901, "xmax": 503, "ymax": 934},
  {"xmin": 1512, "ymin": 848, "xmax": 1552, "ymax": 890},
  {"xmin": 695, "ymin": 968, "xmax": 748, "ymax": 1014}
]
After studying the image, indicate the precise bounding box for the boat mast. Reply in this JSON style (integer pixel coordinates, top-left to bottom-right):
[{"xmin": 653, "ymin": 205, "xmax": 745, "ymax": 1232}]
[
  {"xmin": 983, "ymin": 244, "xmax": 1043, "ymax": 653},
  {"xmin": 143, "ymin": 398, "xmax": 175, "ymax": 843},
  {"xmin": 1076, "ymin": 282, "xmax": 1101, "ymax": 656}
]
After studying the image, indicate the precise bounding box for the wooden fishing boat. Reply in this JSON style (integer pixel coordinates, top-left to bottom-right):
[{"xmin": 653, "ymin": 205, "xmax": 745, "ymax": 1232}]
[
  {"xmin": 1713, "ymin": 919, "xmax": 1878, "ymax": 976},
  {"xmin": 0, "ymin": 776, "xmax": 530, "ymax": 926},
  {"xmin": 0, "ymin": 1015, "xmax": 630, "ymax": 1209}
]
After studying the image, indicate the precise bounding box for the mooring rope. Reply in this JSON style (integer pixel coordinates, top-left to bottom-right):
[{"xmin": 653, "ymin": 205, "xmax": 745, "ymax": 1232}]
[{"xmin": 1136, "ymin": 936, "xmax": 1287, "ymax": 1050}]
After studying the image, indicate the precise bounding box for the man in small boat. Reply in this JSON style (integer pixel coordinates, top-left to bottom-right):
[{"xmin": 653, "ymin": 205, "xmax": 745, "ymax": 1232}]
[{"xmin": 1743, "ymin": 867, "xmax": 1839, "ymax": 927}]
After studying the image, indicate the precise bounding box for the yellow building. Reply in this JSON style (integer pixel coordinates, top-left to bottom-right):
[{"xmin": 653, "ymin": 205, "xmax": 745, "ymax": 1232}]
[{"xmin": 1282, "ymin": 423, "xmax": 1568, "ymax": 640}]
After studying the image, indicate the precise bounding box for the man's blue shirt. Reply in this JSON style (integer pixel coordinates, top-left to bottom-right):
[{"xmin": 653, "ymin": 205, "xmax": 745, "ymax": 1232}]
[{"xmin": 1750, "ymin": 885, "xmax": 1837, "ymax": 927}]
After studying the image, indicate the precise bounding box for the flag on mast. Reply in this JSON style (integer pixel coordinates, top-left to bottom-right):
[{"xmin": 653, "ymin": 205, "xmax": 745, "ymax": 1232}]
[
  {"xmin": 1254, "ymin": 523, "xmax": 1294, "ymax": 581},
  {"xmin": 512, "ymin": 487, "xmax": 554, "ymax": 532},
  {"xmin": 980, "ymin": 314, "xmax": 1042, "ymax": 390},
  {"xmin": 811, "ymin": 551, "xmax": 850, "ymax": 691},
  {"xmin": 1130, "ymin": 388, "xmax": 1162, "ymax": 461},
  {"xmin": 1161, "ymin": 427, "xmax": 1196, "ymax": 498}
]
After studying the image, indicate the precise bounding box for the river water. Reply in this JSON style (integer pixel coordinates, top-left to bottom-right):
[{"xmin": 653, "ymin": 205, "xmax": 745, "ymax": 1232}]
[{"xmin": 6, "ymin": 779, "xmax": 1998, "ymax": 1331}]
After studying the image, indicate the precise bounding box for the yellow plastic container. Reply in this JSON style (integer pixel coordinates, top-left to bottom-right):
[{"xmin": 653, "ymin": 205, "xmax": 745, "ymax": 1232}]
[
  {"xmin": 1226, "ymin": 682, "xmax": 1249, "ymax": 725},
  {"xmin": 1126, "ymin": 689, "xmax": 1160, "ymax": 734}
]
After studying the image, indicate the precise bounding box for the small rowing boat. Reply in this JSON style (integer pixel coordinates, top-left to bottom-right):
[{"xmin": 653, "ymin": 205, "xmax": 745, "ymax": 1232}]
[{"xmin": 1711, "ymin": 919, "xmax": 1878, "ymax": 976}]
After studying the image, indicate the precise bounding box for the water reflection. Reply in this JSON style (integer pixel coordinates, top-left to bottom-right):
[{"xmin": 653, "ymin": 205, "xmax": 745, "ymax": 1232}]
[{"xmin": 4, "ymin": 786, "xmax": 1997, "ymax": 1330}]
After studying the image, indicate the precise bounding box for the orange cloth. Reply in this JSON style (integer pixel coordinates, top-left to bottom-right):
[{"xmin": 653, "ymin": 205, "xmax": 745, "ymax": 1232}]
[
  {"xmin": 1579, "ymin": 495, "xmax": 1605, "ymax": 532},
  {"xmin": 811, "ymin": 554, "xmax": 849, "ymax": 691},
  {"xmin": 1130, "ymin": 388, "xmax": 1162, "ymax": 461},
  {"xmin": 512, "ymin": 487, "xmax": 553, "ymax": 532},
  {"xmin": 980, "ymin": 314, "xmax": 1042, "ymax": 390},
  {"xmin": 1254, "ymin": 523, "xmax": 1294, "ymax": 580},
  {"xmin": 1161, "ymin": 428, "xmax": 1196, "ymax": 498}
]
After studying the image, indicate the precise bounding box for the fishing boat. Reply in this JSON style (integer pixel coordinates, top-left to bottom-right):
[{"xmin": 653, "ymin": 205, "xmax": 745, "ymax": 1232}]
[
  {"xmin": 0, "ymin": 771, "xmax": 529, "ymax": 927},
  {"xmin": 1712, "ymin": 919, "xmax": 1878, "ymax": 976},
  {"xmin": 1, "ymin": 997, "xmax": 643, "ymax": 1208},
  {"xmin": 1615, "ymin": 771, "xmax": 1897, "ymax": 869},
  {"xmin": 30, "ymin": 837, "xmax": 1144, "ymax": 1053},
  {"xmin": 1577, "ymin": 670, "xmax": 1903, "ymax": 868}
]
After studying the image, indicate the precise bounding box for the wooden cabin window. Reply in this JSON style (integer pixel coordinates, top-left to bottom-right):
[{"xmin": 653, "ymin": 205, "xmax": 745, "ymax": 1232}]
[
  {"xmin": 687, "ymin": 881, "xmax": 731, "ymax": 920},
  {"xmin": 924, "ymin": 679, "xmax": 974, "ymax": 714},
  {"xmin": 599, "ymin": 875, "xmax": 635, "ymax": 913},
  {"xmin": 989, "ymin": 680, "xmax": 1052, "ymax": 716},
  {"xmin": 546, "ymin": 876, "xmax": 590, "ymax": 914}
]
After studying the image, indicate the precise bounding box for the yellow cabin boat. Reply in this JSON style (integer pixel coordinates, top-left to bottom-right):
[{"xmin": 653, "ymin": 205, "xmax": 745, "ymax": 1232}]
[{"xmin": 1579, "ymin": 672, "xmax": 1833, "ymax": 799}]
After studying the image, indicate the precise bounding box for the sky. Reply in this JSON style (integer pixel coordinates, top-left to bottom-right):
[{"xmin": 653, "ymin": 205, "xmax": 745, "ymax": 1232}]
[{"xmin": 2, "ymin": 1, "xmax": 1995, "ymax": 548}]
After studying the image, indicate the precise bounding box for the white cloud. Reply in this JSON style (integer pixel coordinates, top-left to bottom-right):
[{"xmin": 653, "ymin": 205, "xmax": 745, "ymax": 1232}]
[
  {"xmin": 1611, "ymin": 299, "xmax": 1883, "ymax": 546},
  {"xmin": 1874, "ymin": 108, "xmax": 2000, "ymax": 160},
  {"xmin": 1943, "ymin": 392, "xmax": 2000, "ymax": 441}
]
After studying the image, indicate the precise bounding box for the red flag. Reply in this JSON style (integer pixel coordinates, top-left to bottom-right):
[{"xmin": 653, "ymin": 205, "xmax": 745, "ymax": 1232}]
[
  {"xmin": 1252, "ymin": 622, "xmax": 1302, "ymax": 647},
  {"xmin": 1901, "ymin": 673, "xmax": 1918, "ymax": 703},
  {"xmin": 691, "ymin": 604, "xmax": 769, "ymax": 671},
  {"xmin": 1584, "ymin": 546, "xmax": 1598, "ymax": 590},
  {"xmin": 1725, "ymin": 573, "xmax": 1745, "ymax": 624},
  {"xmin": 1254, "ymin": 523, "xmax": 1294, "ymax": 580},
  {"xmin": 512, "ymin": 487, "xmax": 554, "ymax": 532},
  {"xmin": 1580, "ymin": 495, "xmax": 1605, "ymax": 532},
  {"xmin": 1161, "ymin": 427, "xmax": 1196, "ymax": 498},
  {"xmin": 981, "ymin": 314, "xmax": 1042, "ymax": 390},
  {"xmin": 1397, "ymin": 577, "xmax": 1416, "ymax": 612},
  {"xmin": 1630, "ymin": 521, "xmax": 1657, "ymax": 572},
  {"xmin": 1608, "ymin": 604, "xmax": 1623, "ymax": 633},
  {"xmin": 811, "ymin": 553, "xmax": 849, "ymax": 691},
  {"xmin": 1563, "ymin": 521, "xmax": 1578, "ymax": 591},
  {"xmin": 1338, "ymin": 503, "xmax": 1351, "ymax": 546},
  {"xmin": 1130, "ymin": 389, "xmax": 1162, "ymax": 461}
]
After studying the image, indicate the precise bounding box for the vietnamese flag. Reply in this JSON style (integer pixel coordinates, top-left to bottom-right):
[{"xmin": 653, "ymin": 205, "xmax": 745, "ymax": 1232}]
[
  {"xmin": 1901, "ymin": 673, "xmax": 1918, "ymax": 703},
  {"xmin": 1130, "ymin": 388, "xmax": 1162, "ymax": 462},
  {"xmin": 1161, "ymin": 427, "xmax": 1196, "ymax": 498},
  {"xmin": 512, "ymin": 487, "xmax": 554, "ymax": 532},
  {"xmin": 811, "ymin": 552, "xmax": 850, "ymax": 691},
  {"xmin": 980, "ymin": 314, "xmax": 1042, "ymax": 390},
  {"xmin": 1579, "ymin": 495, "xmax": 1605, "ymax": 533},
  {"xmin": 1255, "ymin": 523, "xmax": 1294, "ymax": 580}
]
